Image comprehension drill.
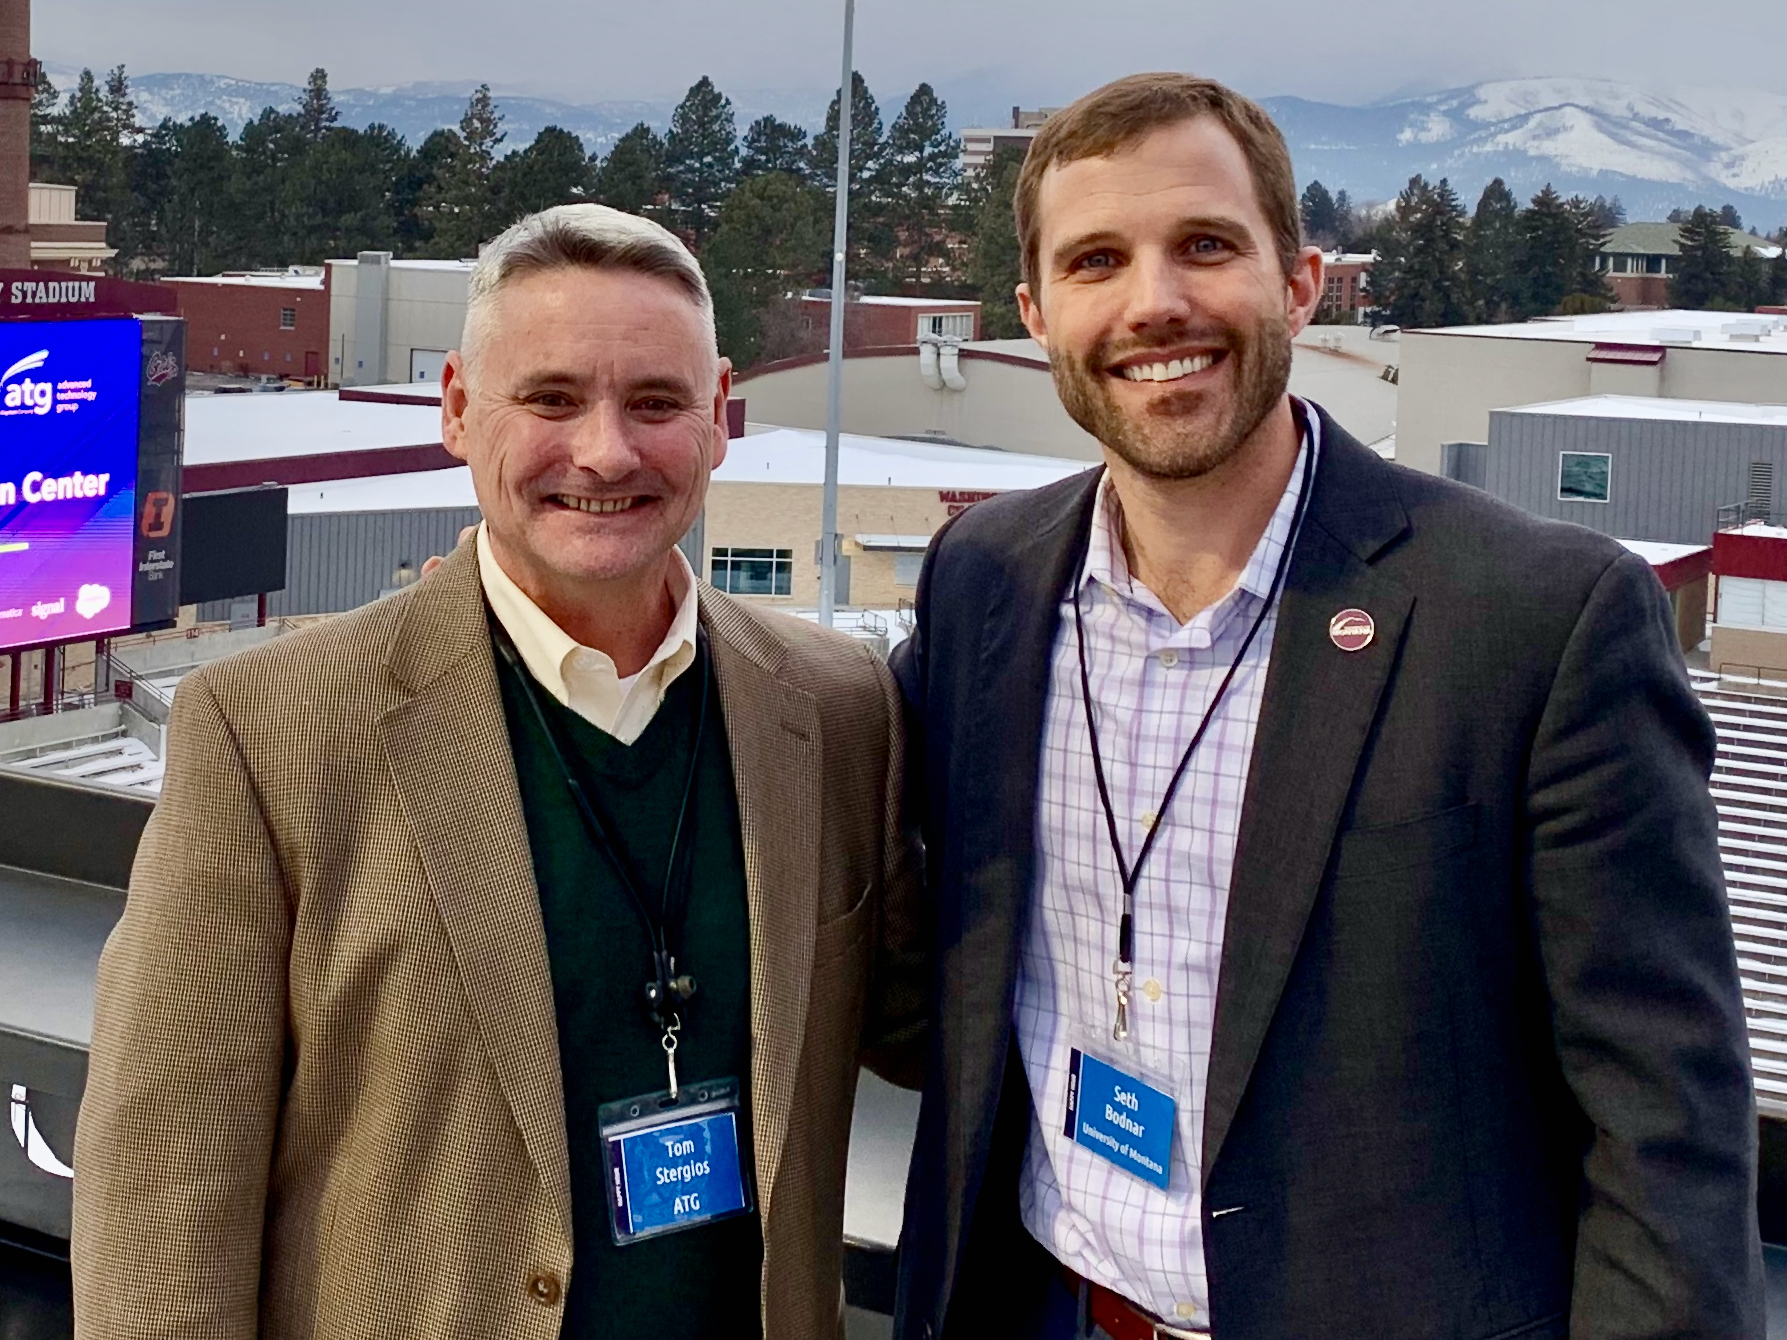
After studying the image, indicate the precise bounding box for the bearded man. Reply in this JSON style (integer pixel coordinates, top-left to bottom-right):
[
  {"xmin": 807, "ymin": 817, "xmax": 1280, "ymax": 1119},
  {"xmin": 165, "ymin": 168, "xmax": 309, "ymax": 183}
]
[{"xmin": 890, "ymin": 73, "xmax": 1762, "ymax": 1340}]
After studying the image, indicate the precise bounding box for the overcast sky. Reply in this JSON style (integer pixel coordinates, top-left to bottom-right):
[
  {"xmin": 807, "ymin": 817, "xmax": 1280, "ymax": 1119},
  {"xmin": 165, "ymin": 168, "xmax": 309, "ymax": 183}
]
[{"xmin": 32, "ymin": 0, "xmax": 1787, "ymax": 109}]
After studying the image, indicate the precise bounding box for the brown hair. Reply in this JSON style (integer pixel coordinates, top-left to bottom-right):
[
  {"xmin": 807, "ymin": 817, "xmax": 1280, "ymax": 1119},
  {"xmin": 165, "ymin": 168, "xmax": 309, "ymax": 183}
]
[{"xmin": 1013, "ymin": 72, "xmax": 1303, "ymax": 291}]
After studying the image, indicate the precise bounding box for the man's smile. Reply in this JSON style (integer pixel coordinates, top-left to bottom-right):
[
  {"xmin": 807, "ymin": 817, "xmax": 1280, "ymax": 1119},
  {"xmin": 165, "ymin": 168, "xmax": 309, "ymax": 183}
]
[
  {"xmin": 548, "ymin": 493, "xmax": 650, "ymax": 514},
  {"xmin": 1110, "ymin": 350, "xmax": 1226, "ymax": 384}
]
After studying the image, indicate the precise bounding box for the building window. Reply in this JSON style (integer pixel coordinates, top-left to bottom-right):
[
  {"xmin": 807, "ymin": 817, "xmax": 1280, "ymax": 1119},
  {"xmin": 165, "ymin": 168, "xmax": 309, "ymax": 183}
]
[
  {"xmin": 279, "ymin": 307, "xmax": 297, "ymax": 330},
  {"xmin": 711, "ymin": 547, "xmax": 792, "ymax": 596},
  {"xmin": 894, "ymin": 554, "xmax": 923, "ymax": 587},
  {"xmin": 919, "ymin": 313, "xmax": 975, "ymax": 340},
  {"xmin": 1558, "ymin": 452, "xmax": 1612, "ymax": 503},
  {"xmin": 1717, "ymin": 576, "xmax": 1787, "ymax": 631}
]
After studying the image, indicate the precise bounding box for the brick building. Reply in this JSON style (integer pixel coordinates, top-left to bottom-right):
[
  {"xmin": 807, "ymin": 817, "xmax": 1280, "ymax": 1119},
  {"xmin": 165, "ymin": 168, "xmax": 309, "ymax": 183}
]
[
  {"xmin": 1595, "ymin": 222, "xmax": 1782, "ymax": 310},
  {"xmin": 163, "ymin": 269, "xmax": 328, "ymax": 379},
  {"xmin": 1318, "ymin": 251, "xmax": 1375, "ymax": 321},
  {"xmin": 793, "ymin": 293, "xmax": 981, "ymax": 350}
]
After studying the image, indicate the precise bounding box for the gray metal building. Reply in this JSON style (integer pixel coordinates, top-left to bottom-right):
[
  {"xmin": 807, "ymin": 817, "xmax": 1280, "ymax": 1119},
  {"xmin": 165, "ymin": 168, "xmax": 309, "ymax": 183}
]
[{"xmin": 1468, "ymin": 396, "xmax": 1787, "ymax": 546}]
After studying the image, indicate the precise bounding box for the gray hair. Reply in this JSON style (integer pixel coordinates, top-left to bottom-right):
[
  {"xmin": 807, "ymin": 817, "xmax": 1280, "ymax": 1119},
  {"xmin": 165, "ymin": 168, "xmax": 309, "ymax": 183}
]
[{"xmin": 459, "ymin": 204, "xmax": 716, "ymax": 373}]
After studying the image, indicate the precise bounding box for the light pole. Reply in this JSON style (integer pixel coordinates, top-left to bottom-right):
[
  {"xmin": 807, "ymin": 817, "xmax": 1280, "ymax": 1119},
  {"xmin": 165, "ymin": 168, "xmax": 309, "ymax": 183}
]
[{"xmin": 817, "ymin": 0, "xmax": 855, "ymax": 628}]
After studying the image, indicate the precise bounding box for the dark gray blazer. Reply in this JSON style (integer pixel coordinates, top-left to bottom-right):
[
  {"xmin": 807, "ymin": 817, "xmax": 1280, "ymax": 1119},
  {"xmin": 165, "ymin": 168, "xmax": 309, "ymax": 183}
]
[{"xmin": 889, "ymin": 409, "xmax": 1763, "ymax": 1340}]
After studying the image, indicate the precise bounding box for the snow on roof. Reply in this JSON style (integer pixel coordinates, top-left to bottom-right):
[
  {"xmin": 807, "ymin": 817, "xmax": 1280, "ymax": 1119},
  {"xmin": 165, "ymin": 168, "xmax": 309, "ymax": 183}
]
[
  {"xmin": 1414, "ymin": 310, "xmax": 1787, "ymax": 354},
  {"xmin": 1731, "ymin": 522, "xmax": 1787, "ymax": 541},
  {"xmin": 801, "ymin": 293, "xmax": 979, "ymax": 308},
  {"xmin": 184, "ymin": 390, "xmax": 442, "ymax": 466},
  {"xmin": 1619, "ymin": 539, "xmax": 1711, "ymax": 566},
  {"xmin": 327, "ymin": 257, "xmax": 476, "ymax": 271},
  {"xmin": 285, "ymin": 428, "xmax": 1088, "ymax": 514},
  {"xmin": 1500, "ymin": 395, "xmax": 1787, "ymax": 427},
  {"xmin": 163, "ymin": 271, "xmax": 325, "ymax": 290}
]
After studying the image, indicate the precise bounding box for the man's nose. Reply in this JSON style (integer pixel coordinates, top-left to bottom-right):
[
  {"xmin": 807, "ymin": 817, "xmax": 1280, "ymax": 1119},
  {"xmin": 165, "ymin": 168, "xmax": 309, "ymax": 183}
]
[
  {"xmin": 568, "ymin": 398, "xmax": 643, "ymax": 478},
  {"xmin": 1124, "ymin": 248, "xmax": 1195, "ymax": 331}
]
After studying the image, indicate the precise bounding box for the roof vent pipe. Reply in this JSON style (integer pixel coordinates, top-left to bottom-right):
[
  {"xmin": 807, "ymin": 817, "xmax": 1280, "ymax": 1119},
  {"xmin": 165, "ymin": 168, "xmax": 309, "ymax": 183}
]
[
  {"xmin": 939, "ymin": 341, "xmax": 967, "ymax": 392},
  {"xmin": 918, "ymin": 339, "xmax": 943, "ymax": 390}
]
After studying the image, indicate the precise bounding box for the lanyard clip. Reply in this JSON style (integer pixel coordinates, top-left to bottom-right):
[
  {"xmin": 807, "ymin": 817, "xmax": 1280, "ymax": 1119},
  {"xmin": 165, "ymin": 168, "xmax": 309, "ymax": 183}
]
[{"xmin": 1112, "ymin": 960, "xmax": 1132, "ymax": 1042}]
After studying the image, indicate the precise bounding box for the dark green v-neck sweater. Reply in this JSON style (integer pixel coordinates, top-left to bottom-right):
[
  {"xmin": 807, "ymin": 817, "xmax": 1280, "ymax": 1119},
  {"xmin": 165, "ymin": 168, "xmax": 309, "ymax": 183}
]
[{"xmin": 494, "ymin": 636, "xmax": 763, "ymax": 1339}]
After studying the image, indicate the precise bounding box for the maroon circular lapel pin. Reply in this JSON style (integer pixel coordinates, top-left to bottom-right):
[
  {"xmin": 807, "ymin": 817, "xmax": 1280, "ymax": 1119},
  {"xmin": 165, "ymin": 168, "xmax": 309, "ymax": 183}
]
[{"xmin": 1329, "ymin": 608, "xmax": 1375, "ymax": 652}]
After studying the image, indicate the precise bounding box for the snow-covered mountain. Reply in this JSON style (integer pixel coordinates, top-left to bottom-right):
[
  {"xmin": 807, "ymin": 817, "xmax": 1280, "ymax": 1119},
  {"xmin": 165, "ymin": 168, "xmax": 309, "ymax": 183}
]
[
  {"xmin": 37, "ymin": 65, "xmax": 1787, "ymax": 228},
  {"xmin": 1260, "ymin": 77, "xmax": 1787, "ymax": 226}
]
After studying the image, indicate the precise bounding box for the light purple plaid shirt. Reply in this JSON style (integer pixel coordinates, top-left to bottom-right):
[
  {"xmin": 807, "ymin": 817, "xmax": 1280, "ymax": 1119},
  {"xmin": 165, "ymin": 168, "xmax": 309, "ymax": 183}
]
[{"xmin": 1015, "ymin": 411, "xmax": 1319, "ymax": 1328}]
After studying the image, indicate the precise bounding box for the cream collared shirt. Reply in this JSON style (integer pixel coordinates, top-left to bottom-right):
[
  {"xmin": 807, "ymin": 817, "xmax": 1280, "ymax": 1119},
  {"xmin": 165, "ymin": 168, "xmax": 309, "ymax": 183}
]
[{"xmin": 477, "ymin": 523, "xmax": 700, "ymax": 745}]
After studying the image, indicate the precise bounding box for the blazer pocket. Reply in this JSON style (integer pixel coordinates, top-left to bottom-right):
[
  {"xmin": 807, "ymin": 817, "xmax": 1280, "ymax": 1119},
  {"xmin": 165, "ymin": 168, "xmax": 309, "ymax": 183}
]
[
  {"xmin": 1331, "ymin": 802, "xmax": 1482, "ymax": 881},
  {"xmin": 815, "ymin": 882, "xmax": 873, "ymax": 953}
]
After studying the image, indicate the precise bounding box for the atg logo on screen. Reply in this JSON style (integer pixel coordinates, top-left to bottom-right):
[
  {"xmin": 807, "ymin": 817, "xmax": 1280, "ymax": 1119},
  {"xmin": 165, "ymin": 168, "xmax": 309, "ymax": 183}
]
[{"xmin": 1, "ymin": 348, "xmax": 100, "ymax": 418}]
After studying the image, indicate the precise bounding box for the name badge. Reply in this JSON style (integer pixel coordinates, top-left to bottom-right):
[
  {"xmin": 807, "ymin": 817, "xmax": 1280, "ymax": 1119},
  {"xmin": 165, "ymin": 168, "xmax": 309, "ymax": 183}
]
[
  {"xmin": 1064, "ymin": 1048, "xmax": 1175, "ymax": 1190},
  {"xmin": 598, "ymin": 1077, "xmax": 754, "ymax": 1245}
]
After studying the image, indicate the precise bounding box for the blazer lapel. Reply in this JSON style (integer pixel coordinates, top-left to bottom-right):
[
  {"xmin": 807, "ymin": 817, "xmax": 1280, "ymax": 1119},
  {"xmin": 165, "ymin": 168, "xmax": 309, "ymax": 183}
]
[
  {"xmin": 698, "ymin": 591, "xmax": 822, "ymax": 1233},
  {"xmin": 377, "ymin": 544, "xmax": 573, "ymax": 1243},
  {"xmin": 1202, "ymin": 422, "xmax": 1413, "ymax": 1184}
]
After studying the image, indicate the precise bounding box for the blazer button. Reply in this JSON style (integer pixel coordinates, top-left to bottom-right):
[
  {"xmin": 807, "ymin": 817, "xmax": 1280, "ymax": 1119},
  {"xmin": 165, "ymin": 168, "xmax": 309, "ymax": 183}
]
[{"xmin": 527, "ymin": 1270, "xmax": 562, "ymax": 1306}]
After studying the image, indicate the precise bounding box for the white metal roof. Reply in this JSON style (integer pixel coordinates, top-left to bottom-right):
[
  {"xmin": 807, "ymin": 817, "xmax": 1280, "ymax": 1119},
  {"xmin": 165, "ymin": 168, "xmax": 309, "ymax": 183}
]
[
  {"xmin": 1415, "ymin": 310, "xmax": 1787, "ymax": 354},
  {"xmin": 285, "ymin": 427, "xmax": 1087, "ymax": 515},
  {"xmin": 1500, "ymin": 395, "xmax": 1787, "ymax": 426},
  {"xmin": 184, "ymin": 390, "xmax": 443, "ymax": 466},
  {"xmin": 802, "ymin": 293, "xmax": 979, "ymax": 309},
  {"xmin": 1618, "ymin": 538, "xmax": 1711, "ymax": 566},
  {"xmin": 327, "ymin": 257, "xmax": 476, "ymax": 271},
  {"xmin": 163, "ymin": 271, "xmax": 325, "ymax": 291}
]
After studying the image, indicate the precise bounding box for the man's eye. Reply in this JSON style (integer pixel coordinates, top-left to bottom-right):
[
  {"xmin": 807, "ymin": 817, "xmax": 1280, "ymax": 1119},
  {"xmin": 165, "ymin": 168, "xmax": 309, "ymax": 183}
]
[
  {"xmin": 529, "ymin": 392, "xmax": 573, "ymax": 409},
  {"xmin": 636, "ymin": 398, "xmax": 682, "ymax": 414},
  {"xmin": 1074, "ymin": 251, "xmax": 1118, "ymax": 272},
  {"xmin": 1187, "ymin": 237, "xmax": 1230, "ymax": 257}
]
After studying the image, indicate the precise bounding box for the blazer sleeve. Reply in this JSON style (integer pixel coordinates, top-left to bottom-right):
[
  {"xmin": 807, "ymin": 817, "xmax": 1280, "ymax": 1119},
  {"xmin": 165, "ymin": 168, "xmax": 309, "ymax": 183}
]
[
  {"xmin": 71, "ymin": 673, "xmax": 292, "ymax": 1339},
  {"xmin": 861, "ymin": 640, "xmax": 931, "ymax": 1090},
  {"xmin": 1525, "ymin": 550, "xmax": 1764, "ymax": 1338}
]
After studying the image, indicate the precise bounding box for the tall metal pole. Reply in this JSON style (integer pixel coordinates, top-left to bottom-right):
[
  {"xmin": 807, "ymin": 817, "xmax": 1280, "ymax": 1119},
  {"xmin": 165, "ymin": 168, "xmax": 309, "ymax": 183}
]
[{"xmin": 818, "ymin": 0, "xmax": 855, "ymax": 628}]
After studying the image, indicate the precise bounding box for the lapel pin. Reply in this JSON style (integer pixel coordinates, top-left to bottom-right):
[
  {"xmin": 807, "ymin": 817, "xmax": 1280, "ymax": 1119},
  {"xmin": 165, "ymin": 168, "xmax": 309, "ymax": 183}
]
[{"xmin": 1329, "ymin": 608, "xmax": 1375, "ymax": 652}]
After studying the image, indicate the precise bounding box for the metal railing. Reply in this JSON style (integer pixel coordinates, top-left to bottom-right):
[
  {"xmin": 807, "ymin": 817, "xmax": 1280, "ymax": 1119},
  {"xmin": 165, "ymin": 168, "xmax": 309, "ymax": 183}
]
[{"xmin": 1717, "ymin": 499, "xmax": 1782, "ymax": 531}]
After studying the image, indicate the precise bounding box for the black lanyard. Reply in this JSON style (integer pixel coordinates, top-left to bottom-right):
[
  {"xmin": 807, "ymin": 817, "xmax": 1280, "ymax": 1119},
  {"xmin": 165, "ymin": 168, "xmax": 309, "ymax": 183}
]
[
  {"xmin": 492, "ymin": 617, "xmax": 709, "ymax": 1093},
  {"xmin": 1072, "ymin": 422, "xmax": 1314, "ymax": 1042}
]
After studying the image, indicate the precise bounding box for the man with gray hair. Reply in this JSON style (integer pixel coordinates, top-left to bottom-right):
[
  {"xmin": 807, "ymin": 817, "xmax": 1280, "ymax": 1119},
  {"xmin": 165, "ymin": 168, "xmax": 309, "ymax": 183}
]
[{"xmin": 71, "ymin": 204, "xmax": 926, "ymax": 1340}]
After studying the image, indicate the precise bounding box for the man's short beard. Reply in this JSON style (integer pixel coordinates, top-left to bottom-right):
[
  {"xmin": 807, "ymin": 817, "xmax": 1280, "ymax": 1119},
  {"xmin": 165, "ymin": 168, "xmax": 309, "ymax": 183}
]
[{"xmin": 1048, "ymin": 309, "xmax": 1294, "ymax": 481}]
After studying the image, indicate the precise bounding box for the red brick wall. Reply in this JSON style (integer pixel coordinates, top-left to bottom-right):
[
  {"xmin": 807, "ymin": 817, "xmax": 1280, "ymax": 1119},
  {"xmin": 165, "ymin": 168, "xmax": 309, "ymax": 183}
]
[
  {"xmin": 170, "ymin": 281, "xmax": 328, "ymax": 378},
  {"xmin": 1609, "ymin": 274, "xmax": 1669, "ymax": 309},
  {"xmin": 795, "ymin": 297, "xmax": 981, "ymax": 350}
]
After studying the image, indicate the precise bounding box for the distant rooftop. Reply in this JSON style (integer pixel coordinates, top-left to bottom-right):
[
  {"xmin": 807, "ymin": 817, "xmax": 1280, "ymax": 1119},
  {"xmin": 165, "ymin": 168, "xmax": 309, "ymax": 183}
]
[
  {"xmin": 287, "ymin": 427, "xmax": 1087, "ymax": 515},
  {"xmin": 1502, "ymin": 395, "xmax": 1787, "ymax": 426},
  {"xmin": 164, "ymin": 268, "xmax": 325, "ymax": 290},
  {"xmin": 801, "ymin": 292, "xmax": 980, "ymax": 309},
  {"xmin": 1601, "ymin": 221, "xmax": 1782, "ymax": 259},
  {"xmin": 1619, "ymin": 538, "xmax": 1712, "ymax": 566},
  {"xmin": 1416, "ymin": 310, "xmax": 1787, "ymax": 354},
  {"xmin": 326, "ymin": 257, "xmax": 476, "ymax": 271}
]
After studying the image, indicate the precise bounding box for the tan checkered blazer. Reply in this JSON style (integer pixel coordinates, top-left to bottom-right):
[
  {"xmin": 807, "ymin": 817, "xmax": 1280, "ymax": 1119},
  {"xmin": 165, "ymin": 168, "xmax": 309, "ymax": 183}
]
[{"xmin": 70, "ymin": 540, "xmax": 927, "ymax": 1340}]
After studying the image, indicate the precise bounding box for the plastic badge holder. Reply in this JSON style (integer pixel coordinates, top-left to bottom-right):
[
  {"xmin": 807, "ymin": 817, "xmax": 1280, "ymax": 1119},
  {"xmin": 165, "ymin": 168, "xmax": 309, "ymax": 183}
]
[{"xmin": 598, "ymin": 1076, "xmax": 753, "ymax": 1245}]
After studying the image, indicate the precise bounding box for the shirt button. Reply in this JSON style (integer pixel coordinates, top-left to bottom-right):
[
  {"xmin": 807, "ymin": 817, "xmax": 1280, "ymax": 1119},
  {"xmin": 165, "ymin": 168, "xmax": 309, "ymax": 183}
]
[
  {"xmin": 1141, "ymin": 810, "xmax": 1158, "ymax": 829},
  {"xmin": 1142, "ymin": 978, "xmax": 1163, "ymax": 1002},
  {"xmin": 1175, "ymin": 1302, "xmax": 1199, "ymax": 1320},
  {"xmin": 1158, "ymin": 649, "xmax": 1179, "ymax": 667},
  {"xmin": 527, "ymin": 1271, "xmax": 562, "ymax": 1306}
]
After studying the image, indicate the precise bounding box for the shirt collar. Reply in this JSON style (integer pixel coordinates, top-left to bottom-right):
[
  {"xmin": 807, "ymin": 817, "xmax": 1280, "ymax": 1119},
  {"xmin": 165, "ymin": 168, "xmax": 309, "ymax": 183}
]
[
  {"xmin": 476, "ymin": 522, "xmax": 700, "ymax": 709},
  {"xmin": 1081, "ymin": 398, "xmax": 1321, "ymax": 610}
]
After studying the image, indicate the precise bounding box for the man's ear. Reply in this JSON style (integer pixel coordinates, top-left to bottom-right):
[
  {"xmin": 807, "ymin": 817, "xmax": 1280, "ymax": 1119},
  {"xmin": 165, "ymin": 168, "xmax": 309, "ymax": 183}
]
[
  {"xmin": 441, "ymin": 352, "xmax": 472, "ymax": 463},
  {"xmin": 1284, "ymin": 246, "xmax": 1325, "ymax": 338},
  {"xmin": 1017, "ymin": 282, "xmax": 1049, "ymax": 351},
  {"xmin": 710, "ymin": 356, "xmax": 733, "ymax": 471}
]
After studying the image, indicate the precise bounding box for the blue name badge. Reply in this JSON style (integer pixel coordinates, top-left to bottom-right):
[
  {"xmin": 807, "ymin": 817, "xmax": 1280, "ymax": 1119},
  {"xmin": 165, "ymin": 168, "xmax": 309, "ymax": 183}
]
[
  {"xmin": 1064, "ymin": 1048, "xmax": 1175, "ymax": 1190},
  {"xmin": 599, "ymin": 1079, "xmax": 754, "ymax": 1245}
]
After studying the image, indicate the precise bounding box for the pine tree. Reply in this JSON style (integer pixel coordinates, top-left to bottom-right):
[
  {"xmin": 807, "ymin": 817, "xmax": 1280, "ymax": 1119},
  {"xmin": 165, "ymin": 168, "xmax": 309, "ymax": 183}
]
[
  {"xmin": 297, "ymin": 68, "xmax": 340, "ymax": 143},
  {"xmin": 702, "ymin": 172, "xmax": 830, "ymax": 367},
  {"xmin": 395, "ymin": 128, "xmax": 458, "ymax": 255},
  {"xmin": 1332, "ymin": 189, "xmax": 1358, "ymax": 250},
  {"xmin": 662, "ymin": 76, "xmax": 737, "ymax": 249},
  {"xmin": 1300, "ymin": 181, "xmax": 1338, "ymax": 247},
  {"xmin": 1768, "ymin": 248, "xmax": 1787, "ymax": 307},
  {"xmin": 495, "ymin": 126, "xmax": 593, "ymax": 220},
  {"xmin": 876, "ymin": 83, "xmax": 960, "ymax": 292},
  {"xmin": 968, "ymin": 144, "xmax": 1028, "ymax": 338},
  {"xmin": 1670, "ymin": 205, "xmax": 1735, "ymax": 308},
  {"xmin": 287, "ymin": 123, "xmax": 411, "ymax": 263},
  {"xmin": 1466, "ymin": 178, "xmax": 1520, "ymax": 321},
  {"xmin": 30, "ymin": 68, "xmax": 61, "ymax": 177},
  {"xmin": 56, "ymin": 67, "xmax": 138, "ymax": 261},
  {"xmin": 231, "ymin": 106, "xmax": 306, "ymax": 265},
  {"xmin": 1516, "ymin": 186, "xmax": 1578, "ymax": 316},
  {"xmin": 155, "ymin": 114, "xmax": 242, "ymax": 273},
  {"xmin": 593, "ymin": 122, "xmax": 665, "ymax": 216},
  {"xmin": 1564, "ymin": 194, "xmax": 1613, "ymax": 307},
  {"xmin": 1369, "ymin": 175, "xmax": 1471, "ymax": 328},
  {"xmin": 811, "ymin": 71, "xmax": 885, "ymax": 273},
  {"xmin": 1586, "ymin": 195, "xmax": 1625, "ymax": 231},
  {"xmin": 738, "ymin": 115, "xmax": 808, "ymax": 180},
  {"xmin": 421, "ymin": 85, "xmax": 506, "ymax": 258},
  {"xmin": 1718, "ymin": 203, "xmax": 1744, "ymax": 232}
]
